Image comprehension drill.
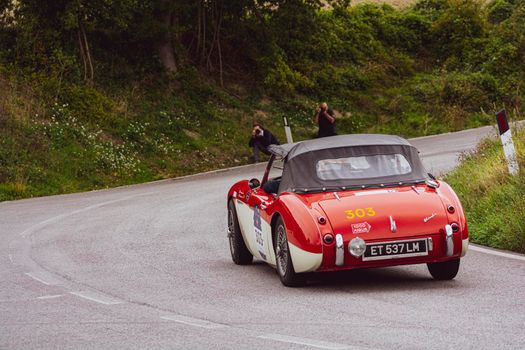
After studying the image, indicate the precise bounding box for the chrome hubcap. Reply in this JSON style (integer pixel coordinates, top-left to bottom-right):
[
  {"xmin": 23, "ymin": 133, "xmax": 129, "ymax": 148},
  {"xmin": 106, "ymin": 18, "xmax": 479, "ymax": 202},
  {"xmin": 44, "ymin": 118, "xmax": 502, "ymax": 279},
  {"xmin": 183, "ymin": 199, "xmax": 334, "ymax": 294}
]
[{"xmin": 276, "ymin": 225, "xmax": 288, "ymax": 276}]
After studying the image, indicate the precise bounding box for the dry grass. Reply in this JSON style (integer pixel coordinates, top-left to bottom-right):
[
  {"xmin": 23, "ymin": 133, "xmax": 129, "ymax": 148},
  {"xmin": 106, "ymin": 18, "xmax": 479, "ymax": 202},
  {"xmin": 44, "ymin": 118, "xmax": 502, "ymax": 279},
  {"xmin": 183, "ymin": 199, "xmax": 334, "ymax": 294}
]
[
  {"xmin": 351, "ymin": 0, "xmax": 417, "ymax": 8},
  {"xmin": 0, "ymin": 73, "xmax": 43, "ymax": 124}
]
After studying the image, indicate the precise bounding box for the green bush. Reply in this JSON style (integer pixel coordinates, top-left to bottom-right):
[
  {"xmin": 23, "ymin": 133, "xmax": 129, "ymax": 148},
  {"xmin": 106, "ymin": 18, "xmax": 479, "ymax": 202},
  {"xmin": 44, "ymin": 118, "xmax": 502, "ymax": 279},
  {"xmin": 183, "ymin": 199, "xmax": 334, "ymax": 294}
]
[
  {"xmin": 263, "ymin": 51, "xmax": 314, "ymax": 95},
  {"xmin": 429, "ymin": 0, "xmax": 486, "ymax": 62},
  {"xmin": 487, "ymin": 0, "xmax": 514, "ymax": 24}
]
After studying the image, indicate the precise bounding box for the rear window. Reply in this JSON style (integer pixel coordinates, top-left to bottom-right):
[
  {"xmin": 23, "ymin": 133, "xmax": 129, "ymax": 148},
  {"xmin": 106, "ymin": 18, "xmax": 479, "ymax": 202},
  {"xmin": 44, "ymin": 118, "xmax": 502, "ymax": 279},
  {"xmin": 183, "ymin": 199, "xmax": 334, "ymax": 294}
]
[{"xmin": 316, "ymin": 154, "xmax": 412, "ymax": 180}]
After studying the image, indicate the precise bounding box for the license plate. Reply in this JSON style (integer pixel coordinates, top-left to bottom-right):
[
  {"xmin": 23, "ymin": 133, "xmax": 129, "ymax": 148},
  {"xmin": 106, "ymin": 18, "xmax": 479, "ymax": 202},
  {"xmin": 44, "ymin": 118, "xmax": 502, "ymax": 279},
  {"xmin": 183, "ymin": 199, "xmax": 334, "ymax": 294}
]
[{"xmin": 362, "ymin": 238, "xmax": 428, "ymax": 261}]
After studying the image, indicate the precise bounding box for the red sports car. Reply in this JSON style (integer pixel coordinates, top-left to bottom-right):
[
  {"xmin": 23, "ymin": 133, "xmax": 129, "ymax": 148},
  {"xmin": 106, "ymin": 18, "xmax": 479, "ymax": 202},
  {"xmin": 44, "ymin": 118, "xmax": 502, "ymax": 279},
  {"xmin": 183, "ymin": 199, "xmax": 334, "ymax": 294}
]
[{"xmin": 227, "ymin": 134, "xmax": 468, "ymax": 286}]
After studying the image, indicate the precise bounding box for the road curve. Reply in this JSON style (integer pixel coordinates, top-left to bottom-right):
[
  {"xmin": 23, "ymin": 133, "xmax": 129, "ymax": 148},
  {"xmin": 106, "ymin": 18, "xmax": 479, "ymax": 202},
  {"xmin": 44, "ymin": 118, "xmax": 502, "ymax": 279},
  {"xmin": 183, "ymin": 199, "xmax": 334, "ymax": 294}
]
[{"xmin": 1, "ymin": 125, "xmax": 524, "ymax": 350}]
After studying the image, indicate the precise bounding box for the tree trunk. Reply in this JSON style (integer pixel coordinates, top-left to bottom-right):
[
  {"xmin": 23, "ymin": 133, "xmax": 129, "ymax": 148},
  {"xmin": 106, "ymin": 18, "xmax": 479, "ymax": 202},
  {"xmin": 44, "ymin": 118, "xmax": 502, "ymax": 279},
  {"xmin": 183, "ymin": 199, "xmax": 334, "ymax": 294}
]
[
  {"xmin": 158, "ymin": 7, "xmax": 177, "ymax": 74},
  {"xmin": 77, "ymin": 18, "xmax": 94, "ymax": 85},
  {"xmin": 80, "ymin": 22, "xmax": 94, "ymax": 84},
  {"xmin": 78, "ymin": 28, "xmax": 88, "ymax": 81}
]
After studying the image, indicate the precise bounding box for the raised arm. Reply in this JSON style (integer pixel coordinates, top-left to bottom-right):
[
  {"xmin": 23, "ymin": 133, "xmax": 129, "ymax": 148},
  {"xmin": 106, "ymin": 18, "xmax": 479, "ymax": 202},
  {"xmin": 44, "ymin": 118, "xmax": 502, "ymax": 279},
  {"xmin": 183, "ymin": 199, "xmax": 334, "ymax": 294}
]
[{"xmin": 323, "ymin": 110, "xmax": 335, "ymax": 124}]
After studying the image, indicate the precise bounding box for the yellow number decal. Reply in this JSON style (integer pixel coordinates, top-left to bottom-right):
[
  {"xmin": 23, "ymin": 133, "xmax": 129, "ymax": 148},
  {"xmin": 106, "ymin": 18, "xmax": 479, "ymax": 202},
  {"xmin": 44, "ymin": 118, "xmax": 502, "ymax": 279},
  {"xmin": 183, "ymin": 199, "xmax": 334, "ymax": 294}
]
[{"xmin": 345, "ymin": 207, "xmax": 376, "ymax": 220}]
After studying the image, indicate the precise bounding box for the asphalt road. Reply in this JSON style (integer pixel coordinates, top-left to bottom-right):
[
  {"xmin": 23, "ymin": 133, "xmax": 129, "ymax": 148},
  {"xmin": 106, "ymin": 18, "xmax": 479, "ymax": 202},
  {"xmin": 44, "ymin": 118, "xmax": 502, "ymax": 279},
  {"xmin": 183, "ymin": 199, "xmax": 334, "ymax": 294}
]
[{"xmin": 1, "ymin": 125, "xmax": 524, "ymax": 350}]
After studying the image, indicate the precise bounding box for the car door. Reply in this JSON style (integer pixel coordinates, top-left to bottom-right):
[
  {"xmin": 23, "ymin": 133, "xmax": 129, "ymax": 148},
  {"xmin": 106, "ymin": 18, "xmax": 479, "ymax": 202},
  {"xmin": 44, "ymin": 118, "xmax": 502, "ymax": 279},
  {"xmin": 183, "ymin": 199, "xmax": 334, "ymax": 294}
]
[
  {"xmin": 241, "ymin": 188, "xmax": 271, "ymax": 262},
  {"xmin": 249, "ymin": 156, "xmax": 284, "ymax": 265},
  {"xmin": 234, "ymin": 156, "xmax": 282, "ymax": 264}
]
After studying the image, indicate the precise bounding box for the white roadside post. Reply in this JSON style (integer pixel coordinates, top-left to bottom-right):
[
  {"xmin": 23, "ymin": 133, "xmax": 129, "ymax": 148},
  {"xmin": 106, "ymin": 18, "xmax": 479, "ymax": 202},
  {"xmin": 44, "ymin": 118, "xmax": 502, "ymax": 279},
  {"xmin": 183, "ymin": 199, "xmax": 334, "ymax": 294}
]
[
  {"xmin": 283, "ymin": 116, "xmax": 293, "ymax": 144},
  {"xmin": 496, "ymin": 109, "xmax": 519, "ymax": 175}
]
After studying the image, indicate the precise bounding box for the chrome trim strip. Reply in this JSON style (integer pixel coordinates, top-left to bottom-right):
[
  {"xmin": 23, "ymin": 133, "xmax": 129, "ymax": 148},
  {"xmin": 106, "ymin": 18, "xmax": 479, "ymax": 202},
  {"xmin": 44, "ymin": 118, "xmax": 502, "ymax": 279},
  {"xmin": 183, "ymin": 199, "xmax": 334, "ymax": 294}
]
[
  {"xmin": 445, "ymin": 224, "xmax": 454, "ymax": 257},
  {"xmin": 354, "ymin": 189, "xmax": 397, "ymax": 197},
  {"xmin": 390, "ymin": 216, "xmax": 397, "ymax": 233},
  {"xmin": 335, "ymin": 234, "xmax": 344, "ymax": 266}
]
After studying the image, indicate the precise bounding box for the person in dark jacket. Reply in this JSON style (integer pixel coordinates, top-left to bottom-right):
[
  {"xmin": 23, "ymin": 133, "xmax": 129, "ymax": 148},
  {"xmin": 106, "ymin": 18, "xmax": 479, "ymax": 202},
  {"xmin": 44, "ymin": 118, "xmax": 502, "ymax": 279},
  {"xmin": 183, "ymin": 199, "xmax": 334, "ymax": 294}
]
[
  {"xmin": 248, "ymin": 123, "xmax": 279, "ymax": 162},
  {"xmin": 314, "ymin": 102, "xmax": 337, "ymax": 138}
]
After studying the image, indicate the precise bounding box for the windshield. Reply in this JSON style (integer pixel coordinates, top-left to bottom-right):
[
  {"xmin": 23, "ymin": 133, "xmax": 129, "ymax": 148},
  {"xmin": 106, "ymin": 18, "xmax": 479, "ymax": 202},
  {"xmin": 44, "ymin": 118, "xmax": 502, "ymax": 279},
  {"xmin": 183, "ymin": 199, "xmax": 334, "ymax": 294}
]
[{"xmin": 316, "ymin": 154, "xmax": 412, "ymax": 180}]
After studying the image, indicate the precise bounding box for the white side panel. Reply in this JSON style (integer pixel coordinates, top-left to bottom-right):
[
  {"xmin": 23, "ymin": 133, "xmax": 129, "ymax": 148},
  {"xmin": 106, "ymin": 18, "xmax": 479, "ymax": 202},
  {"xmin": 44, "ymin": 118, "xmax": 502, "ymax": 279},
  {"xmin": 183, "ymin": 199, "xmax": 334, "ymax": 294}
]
[
  {"xmin": 288, "ymin": 242, "xmax": 323, "ymax": 273},
  {"xmin": 461, "ymin": 238, "xmax": 469, "ymax": 257},
  {"xmin": 234, "ymin": 200, "xmax": 258, "ymax": 257},
  {"xmin": 263, "ymin": 220, "xmax": 276, "ymax": 266},
  {"xmin": 234, "ymin": 200, "xmax": 272, "ymax": 262}
]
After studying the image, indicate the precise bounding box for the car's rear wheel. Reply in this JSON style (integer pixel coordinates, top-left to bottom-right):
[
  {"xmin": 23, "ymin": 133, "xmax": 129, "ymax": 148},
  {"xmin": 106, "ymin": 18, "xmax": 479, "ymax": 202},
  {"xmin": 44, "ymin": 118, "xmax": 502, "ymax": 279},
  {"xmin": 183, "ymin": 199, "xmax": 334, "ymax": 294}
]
[
  {"xmin": 274, "ymin": 217, "xmax": 305, "ymax": 287},
  {"xmin": 228, "ymin": 200, "xmax": 253, "ymax": 265},
  {"xmin": 427, "ymin": 258, "xmax": 460, "ymax": 280}
]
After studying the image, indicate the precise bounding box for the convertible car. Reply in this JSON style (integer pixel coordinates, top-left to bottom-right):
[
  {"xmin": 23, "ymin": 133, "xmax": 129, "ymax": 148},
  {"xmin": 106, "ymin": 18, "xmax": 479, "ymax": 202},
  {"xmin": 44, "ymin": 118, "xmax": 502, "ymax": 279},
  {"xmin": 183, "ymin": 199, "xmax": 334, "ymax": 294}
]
[{"xmin": 227, "ymin": 134, "xmax": 468, "ymax": 286}]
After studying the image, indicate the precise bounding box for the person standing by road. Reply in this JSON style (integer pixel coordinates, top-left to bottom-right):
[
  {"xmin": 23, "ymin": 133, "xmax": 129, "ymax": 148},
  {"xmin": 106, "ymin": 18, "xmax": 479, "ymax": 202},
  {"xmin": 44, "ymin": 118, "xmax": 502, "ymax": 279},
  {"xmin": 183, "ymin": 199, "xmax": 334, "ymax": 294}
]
[
  {"xmin": 314, "ymin": 102, "xmax": 337, "ymax": 138},
  {"xmin": 248, "ymin": 123, "xmax": 279, "ymax": 163}
]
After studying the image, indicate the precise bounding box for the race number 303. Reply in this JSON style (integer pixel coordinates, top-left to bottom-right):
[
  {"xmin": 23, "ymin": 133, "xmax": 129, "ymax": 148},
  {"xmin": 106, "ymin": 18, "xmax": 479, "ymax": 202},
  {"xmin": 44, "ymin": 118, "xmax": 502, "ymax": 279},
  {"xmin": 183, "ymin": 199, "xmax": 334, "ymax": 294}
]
[{"xmin": 345, "ymin": 207, "xmax": 376, "ymax": 220}]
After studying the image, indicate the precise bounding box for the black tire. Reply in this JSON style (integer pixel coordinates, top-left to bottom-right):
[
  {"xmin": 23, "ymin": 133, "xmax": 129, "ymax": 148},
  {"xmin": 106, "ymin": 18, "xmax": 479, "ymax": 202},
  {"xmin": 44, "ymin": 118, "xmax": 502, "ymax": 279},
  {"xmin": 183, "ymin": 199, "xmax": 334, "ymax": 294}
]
[
  {"xmin": 228, "ymin": 200, "xmax": 253, "ymax": 265},
  {"xmin": 427, "ymin": 258, "xmax": 460, "ymax": 280},
  {"xmin": 274, "ymin": 217, "xmax": 305, "ymax": 287}
]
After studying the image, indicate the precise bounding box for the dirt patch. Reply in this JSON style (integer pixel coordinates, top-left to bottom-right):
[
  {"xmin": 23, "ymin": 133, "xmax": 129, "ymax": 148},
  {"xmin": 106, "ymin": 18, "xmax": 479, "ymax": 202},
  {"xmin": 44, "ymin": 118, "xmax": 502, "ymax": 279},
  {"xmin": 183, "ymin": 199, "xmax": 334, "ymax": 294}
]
[
  {"xmin": 252, "ymin": 110, "xmax": 270, "ymax": 123},
  {"xmin": 351, "ymin": 0, "xmax": 416, "ymax": 8},
  {"xmin": 183, "ymin": 129, "xmax": 201, "ymax": 140}
]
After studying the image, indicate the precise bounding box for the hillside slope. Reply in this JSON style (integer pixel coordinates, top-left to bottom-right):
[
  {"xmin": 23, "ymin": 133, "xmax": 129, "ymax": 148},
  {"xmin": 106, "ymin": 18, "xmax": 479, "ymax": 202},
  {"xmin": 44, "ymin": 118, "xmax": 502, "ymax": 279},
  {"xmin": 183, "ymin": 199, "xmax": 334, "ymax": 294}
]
[{"xmin": 1, "ymin": 0, "xmax": 524, "ymax": 200}]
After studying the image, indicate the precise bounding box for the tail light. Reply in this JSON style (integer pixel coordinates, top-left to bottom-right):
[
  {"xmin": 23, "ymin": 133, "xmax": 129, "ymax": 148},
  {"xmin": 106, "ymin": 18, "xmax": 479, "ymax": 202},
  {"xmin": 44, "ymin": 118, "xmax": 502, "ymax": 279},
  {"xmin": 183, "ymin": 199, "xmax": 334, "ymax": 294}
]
[{"xmin": 323, "ymin": 233, "xmax": 334, "ymax": 244}]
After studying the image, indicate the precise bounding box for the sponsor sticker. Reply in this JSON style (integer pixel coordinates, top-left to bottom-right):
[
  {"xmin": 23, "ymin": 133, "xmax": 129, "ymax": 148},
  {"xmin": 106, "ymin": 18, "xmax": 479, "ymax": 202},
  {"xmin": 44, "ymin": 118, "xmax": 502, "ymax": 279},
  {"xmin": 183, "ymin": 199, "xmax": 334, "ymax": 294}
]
[
  {"xmin": 253, "ymin": 205, "xmax": 267, "ymax": 260},
  {"xmin": 351, "ymin": 222, "xmax": 371, "ymax": 234}
]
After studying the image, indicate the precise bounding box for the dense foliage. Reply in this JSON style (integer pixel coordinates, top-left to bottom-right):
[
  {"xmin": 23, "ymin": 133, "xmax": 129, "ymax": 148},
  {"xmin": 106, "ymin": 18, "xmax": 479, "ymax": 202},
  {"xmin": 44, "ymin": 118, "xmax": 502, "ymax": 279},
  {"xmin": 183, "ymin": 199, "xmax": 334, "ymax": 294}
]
[{"xmin": 1, "ymin": 0, "xmax": 524, "ymax": 199}]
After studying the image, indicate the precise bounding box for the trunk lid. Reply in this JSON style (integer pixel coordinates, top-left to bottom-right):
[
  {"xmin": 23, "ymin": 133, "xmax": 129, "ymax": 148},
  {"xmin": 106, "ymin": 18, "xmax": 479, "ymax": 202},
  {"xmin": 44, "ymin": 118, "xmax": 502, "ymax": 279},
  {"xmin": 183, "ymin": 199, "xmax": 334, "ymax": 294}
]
[{"xmin": 318, "ymin": 187, "xmax": 447, "ymax": 240}]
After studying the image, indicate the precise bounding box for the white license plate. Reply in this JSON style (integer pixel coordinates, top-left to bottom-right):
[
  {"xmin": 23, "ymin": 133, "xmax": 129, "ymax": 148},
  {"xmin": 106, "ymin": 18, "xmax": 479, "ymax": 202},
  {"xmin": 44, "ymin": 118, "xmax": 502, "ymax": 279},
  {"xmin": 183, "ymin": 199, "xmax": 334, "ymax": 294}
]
[{"xmin": 362, "ymin": 238, "xmax": 429, "ymax": 261}]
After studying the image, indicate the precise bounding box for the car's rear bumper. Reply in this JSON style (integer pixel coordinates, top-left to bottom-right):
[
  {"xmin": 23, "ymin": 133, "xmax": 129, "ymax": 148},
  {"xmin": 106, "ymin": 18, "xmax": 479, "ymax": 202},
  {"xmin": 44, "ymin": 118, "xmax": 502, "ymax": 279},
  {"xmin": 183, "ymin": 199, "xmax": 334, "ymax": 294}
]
[{"xmin": 316, "ymin": 233, "xmax": 466, "ymax": 272}]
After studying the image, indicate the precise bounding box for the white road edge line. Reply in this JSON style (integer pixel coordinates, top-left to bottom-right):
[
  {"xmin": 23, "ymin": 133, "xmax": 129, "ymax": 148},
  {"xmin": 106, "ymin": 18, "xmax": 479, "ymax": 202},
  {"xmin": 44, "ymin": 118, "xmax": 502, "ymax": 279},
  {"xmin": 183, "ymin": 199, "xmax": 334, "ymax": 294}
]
[
  {"xmin": 469, "ymin": 244, "xmax": 525, "ymax": 262},
  {"xmin": 258, "ymin": 334, "xmax": 355, "ymax": 350},
  {"xmin": 70, "ymin": 291, "xmax": 124, "ymax": 305},
  {"xmin": 161, "ymin": 315, "xmax": 225, "ymax": 329},
  {"xmin": 36, "ymin": 294, "xmax": 64, "ymax": 300},
  {"xmin": 25, "ymin": 272, "xmax": 52, "ymax": 285}
]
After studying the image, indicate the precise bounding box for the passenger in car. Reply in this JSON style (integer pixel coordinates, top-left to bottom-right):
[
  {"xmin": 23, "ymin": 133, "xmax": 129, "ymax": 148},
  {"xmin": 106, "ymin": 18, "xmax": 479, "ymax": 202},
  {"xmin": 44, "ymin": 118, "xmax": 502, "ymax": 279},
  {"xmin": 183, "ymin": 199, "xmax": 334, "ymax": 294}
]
[{"xmin": 263, "ymin": 177, "xmax": 281, "ymax": 194}]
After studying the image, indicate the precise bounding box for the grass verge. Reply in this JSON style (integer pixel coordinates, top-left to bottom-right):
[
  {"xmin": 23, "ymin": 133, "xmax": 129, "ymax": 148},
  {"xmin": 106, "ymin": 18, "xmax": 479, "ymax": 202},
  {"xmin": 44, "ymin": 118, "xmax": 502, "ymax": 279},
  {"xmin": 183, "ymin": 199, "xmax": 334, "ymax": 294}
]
[{"xmin": 445, "ymin": 127, "xmax": 525, "ymax": 254}]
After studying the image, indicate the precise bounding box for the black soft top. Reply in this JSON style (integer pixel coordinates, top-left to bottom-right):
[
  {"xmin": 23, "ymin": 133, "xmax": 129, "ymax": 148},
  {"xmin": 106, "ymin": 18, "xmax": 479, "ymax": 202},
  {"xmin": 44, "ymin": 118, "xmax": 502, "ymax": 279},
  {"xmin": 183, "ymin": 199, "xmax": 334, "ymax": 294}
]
[
  {"xmin": 269, "ymin": 134, "xmax": 428, "ymax": 193},
  {"xmin": 268, "ymin": 134, "xmax": 412, "ymax": 160}
]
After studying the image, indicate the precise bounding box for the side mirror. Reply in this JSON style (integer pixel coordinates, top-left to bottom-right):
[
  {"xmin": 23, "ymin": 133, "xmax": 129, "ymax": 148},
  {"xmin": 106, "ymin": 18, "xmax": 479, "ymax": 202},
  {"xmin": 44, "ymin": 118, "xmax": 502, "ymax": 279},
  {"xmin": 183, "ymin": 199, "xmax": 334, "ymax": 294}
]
[{"xmin": 249, "ymin": 178, "xmax": 261, "ymax": 189}]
